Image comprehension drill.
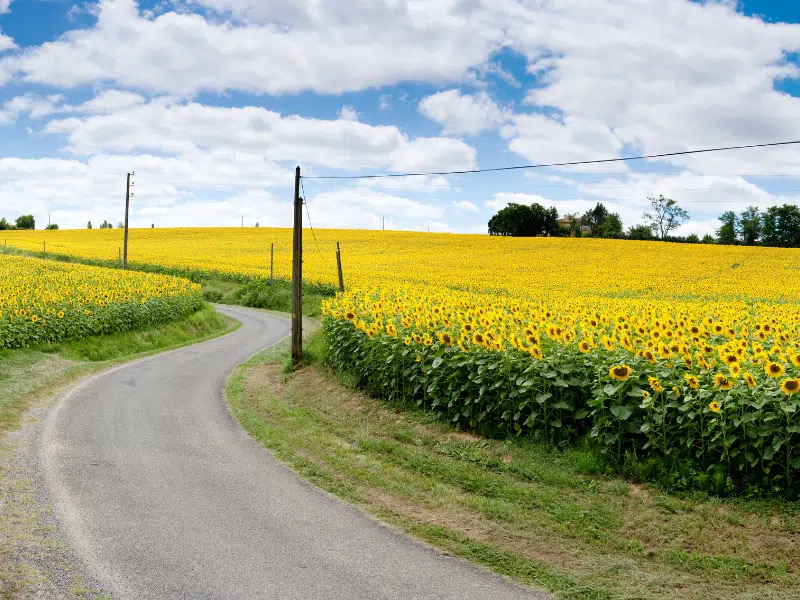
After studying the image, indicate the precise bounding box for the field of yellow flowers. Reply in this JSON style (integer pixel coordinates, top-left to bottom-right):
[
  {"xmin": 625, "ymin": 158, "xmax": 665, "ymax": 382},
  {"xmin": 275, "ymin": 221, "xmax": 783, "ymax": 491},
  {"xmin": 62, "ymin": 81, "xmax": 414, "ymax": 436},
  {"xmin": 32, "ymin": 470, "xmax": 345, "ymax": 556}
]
[
  {"xmin": 4, "ymin": 228, "xmax": 800, "ymax": 492},
  {"xmin": 0, "ymin": 254, "xmax": 202, "ymax": 349}
]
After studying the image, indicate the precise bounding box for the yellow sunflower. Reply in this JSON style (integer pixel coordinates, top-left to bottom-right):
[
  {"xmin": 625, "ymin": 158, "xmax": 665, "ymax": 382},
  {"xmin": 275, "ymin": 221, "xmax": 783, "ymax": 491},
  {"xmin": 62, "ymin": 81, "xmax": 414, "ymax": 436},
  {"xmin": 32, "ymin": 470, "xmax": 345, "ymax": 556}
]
[
  {"xmin": 780, "ymin": 378, "xmax": 800, "ymax": 395},
  {"xmin": 609, "ymin": 364, "xmax": 632, "ymax": 382},
  {"xmin": 765, "ymin": 362, "xmax": 785, "ymax": 379},
  {"xmin": 684, "ymin": 373, "xmax": 700, "ymax": 389},
  {"xmin": 713, "ymin": 373, "xmax": 733, "ymax": 391},
  {"xmin": 709, "ymin": 401, "xmax": 721, "ymax": 413}
]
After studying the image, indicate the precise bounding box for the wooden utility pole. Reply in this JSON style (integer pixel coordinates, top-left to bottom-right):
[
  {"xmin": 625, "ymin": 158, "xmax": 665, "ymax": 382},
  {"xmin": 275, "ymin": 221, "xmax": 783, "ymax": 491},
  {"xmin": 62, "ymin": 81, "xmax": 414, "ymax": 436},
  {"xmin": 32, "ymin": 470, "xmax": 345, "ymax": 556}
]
[
  {"xmin": 336, "ymin": 242, "xmax": 344, "ymax": 293},
  {"xmin": 123, "ymin": 172, "xmax": 131, "ymax": 269},
  {"xmin": 291, "ymin": 166, "xmax": 303, "ymax": 360},
  {"xmin": 270, "ymin": 243, "xmax": 274, "ymax": 286}
]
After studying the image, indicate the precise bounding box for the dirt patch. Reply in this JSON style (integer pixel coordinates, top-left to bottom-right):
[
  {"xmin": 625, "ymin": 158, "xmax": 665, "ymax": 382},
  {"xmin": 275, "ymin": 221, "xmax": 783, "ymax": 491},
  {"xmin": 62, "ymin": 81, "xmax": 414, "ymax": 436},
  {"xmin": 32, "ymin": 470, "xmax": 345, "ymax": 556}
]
[{"xmin": 243, "ymin": 364, "xmax": 286, "ymax": 403}]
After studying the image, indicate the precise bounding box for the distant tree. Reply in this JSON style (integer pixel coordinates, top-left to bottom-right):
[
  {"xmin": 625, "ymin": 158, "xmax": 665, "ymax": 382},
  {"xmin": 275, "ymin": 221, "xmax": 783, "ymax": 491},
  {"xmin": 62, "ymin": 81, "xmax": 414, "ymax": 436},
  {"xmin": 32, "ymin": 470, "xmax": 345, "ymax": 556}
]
[
  {"xmin": 738, "ymin": 206, "xmax": 762, "ymax": 246},
  {"xmin": 151, "ymin": 223, "xmax": 155, "ymax": 228},
  {"xmin": 599, "ymin": 212, "xmax": 624, "ymax": 238},
  {"xmin": 15, "ymin": 215, "xmax": 35, "ymax": 230},
  {"xmin": 45, "ymin": 223, "xmax": 59, "ymax": 230},
  {"xmin": 255, "ymin": 222, "xmax": 260, "ymax": 228},
  {"xmin": 716, "ymin": 211, "xmax": 737, "ymax": 245},
  {"xmin": 643, "ymin": 195, "xmax": 689, "ymax": 239},
  {"xmin": 701, "ymin": 234, "xmax": 716, "ymax": 244},
  {"xmin": 627, "ymin": 224, "xmax": 654, "ymax": 240},
  {"xmin": 762, "ymin": 204, "xmax": 800, "ymax": 248},
  {"xmin": 488, "ymin": 203, "xmax": 558, "ymax": 237},
  {"xmin": 0, "ymin": 218, "xmax": 8, "ymax": 230},
  {"xmin": 87, "ymin": 221, "xmax": 93, "ymax": 229},
  {"xmin": 99, "ymin": 220, "xmax": 113, "ymax": 229},
  {"xmin": 118, "ymin": 222, "xmax": 125, "ymax": 229},
  {"xmin": 685, "ymin": 233, "xmax": 700, "ymax": 243},
  {"xmin": 580, "ymin": 202, "xmax": 609, "ymax": 237}
]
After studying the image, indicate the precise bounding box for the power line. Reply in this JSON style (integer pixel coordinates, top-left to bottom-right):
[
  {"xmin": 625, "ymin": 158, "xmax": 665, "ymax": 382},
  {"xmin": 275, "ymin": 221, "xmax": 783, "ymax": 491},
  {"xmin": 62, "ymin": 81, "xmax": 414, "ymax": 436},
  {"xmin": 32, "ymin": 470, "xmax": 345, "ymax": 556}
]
[
  {"xmin": 300, "ymin": 177, "xmax": 323, "ymax": 255},
  {"xmin": 302, "ymin": 140, "xmax": 800, "ymax": 180}
]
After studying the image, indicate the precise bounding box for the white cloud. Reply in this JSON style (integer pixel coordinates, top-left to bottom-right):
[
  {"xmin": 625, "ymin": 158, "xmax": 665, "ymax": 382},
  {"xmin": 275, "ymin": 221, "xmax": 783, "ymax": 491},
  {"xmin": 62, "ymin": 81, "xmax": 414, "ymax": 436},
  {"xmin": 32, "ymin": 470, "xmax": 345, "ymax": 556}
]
[
  {"xmin": 451, "ymin": 200, "xmax": 479, "ymax": 212},
  {"xmin": 0, "ymin": 33, "xmax": 14, "ymax": 50},
  {"xmin": 42, "ymin": 98, "xmax": 477, "ymax": 173},
  {"xmin": 419, "ymin": 89, "xmax": 510, "ymax": 135},
  {"xmin": 0, "ymin": 0, "xmax": 10, "ymax": 14},
  {"xmin": 0, "ymin": 93, "xmax": 66, "ymax": 124},
  {"xmin": 484, "ymin": 192, "xmax": 553, "ymax": 212},
  {"xmin": 76, "ymin": 89, "xmax": 147, "ymax": 114},
  {"xmin": 338, "ymin": 105, "xmax": 359, "ymax": 122},
  {"xmin": 0, "ymin": 0, "xmax": 506, "ymax": 95}
]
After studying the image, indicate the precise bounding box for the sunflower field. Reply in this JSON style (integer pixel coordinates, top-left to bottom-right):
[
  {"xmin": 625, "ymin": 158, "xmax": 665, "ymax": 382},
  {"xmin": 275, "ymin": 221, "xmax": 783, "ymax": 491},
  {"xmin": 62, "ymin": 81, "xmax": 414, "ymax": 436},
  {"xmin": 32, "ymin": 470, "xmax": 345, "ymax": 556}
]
[
  {"xmin": 322, "ymin": 278, "xmax": 800, "ymax": 494},
  {"xmin": 4, "ymin": 229, "xmax": 800, "ymax": 491},
  {"xmin": 0, "ymin": 255, "xmax": 202, "ymax": 349}
]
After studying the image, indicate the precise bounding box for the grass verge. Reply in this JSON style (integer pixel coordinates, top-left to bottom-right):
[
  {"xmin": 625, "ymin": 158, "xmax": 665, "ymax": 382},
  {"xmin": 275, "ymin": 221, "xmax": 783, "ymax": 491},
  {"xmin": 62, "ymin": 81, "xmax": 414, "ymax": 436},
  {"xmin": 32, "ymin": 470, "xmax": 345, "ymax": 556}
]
[
  {"xmin": 227, "ymin": 330, "xmax": 800, "ymax": 600},
  {"xmin": 1, "ymin": 303, "xmax": 238, "ymax": 599}
]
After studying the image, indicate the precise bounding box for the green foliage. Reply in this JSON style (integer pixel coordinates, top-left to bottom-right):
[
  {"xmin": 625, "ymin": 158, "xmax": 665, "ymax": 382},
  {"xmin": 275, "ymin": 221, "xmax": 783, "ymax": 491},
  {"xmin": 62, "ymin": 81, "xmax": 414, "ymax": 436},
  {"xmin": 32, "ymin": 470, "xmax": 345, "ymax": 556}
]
[
  {"xmin": 45, "ymin": 223, "xmax": 59, "ymax": 230},
  {"xmin": 599, "ymin": 212, "xmax": 624, "ymax": 238},
  {"xmin": 717, "ymin": 211, "xmax": 738, "ymax": 245},
  {"xmin": 0, "ymin": 218, "xmax": 8, "ymax": 230},
  {"xmin": 324, "ymin": 318, "xmax": 800, "ymax": 497},
  {"xmin": 738, "ymin": 206, "xmax": 762, "ymax": 245},
  {"xmin": 488, "ymin": 202, "xmax": 559, "ymax": 237},
  {"xmin": 98, "ymin": 220, "xmax": 113, "ymax": 229},
  {"xmin": 701, "ymin": 234, "xmax": 716, "ymax": 244},
  {"xmin": 626, "ymin": 224, "xmax": 654, "ymax": 240},
  {"xmin": 200, "ymin": 278, "xmax": 330, "ymax": 317},
  {"xmin": 15, "ymin": 215, "xmax": 35, "ymax": 230},
  {"xmin": 643, "ymin": 195, "xmax": 690, "ymax": 239}
]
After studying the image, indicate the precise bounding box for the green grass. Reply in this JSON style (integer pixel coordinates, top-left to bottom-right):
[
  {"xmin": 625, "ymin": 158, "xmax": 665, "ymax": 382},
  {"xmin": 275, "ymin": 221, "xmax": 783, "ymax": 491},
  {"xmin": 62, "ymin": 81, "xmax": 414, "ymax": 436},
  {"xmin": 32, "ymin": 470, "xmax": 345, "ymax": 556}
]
[{"xmin": 226, "ymin": 330, "xmax": 800, "ymax": 600}]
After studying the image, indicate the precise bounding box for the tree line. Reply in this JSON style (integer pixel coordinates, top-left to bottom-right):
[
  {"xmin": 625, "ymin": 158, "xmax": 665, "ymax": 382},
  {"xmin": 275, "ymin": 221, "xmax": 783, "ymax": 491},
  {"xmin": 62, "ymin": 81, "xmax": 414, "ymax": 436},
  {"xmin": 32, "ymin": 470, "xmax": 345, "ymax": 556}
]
[
  {"xmin": 716, "ymin": 205, "xmax": 800, "ymax": 248},
  {"xmin": 487, "ymin": 195, "xmax": 713, "ymax": 242},
  {"xmin": 0, "ymin": 215, "xmax": 57, "ymax": 230}
]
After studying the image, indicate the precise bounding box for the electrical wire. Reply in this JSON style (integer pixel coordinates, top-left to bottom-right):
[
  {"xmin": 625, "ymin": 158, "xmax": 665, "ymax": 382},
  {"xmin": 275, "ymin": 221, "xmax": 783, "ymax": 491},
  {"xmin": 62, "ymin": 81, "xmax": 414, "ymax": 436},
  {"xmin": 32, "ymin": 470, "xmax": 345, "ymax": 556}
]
[
  {"xmin": 300, "ymin": 177, "xmax": 323, "ymax": 254},
  {"xmin": 302, "ymin": 140, "xmax": 800, "ymax": 180}
]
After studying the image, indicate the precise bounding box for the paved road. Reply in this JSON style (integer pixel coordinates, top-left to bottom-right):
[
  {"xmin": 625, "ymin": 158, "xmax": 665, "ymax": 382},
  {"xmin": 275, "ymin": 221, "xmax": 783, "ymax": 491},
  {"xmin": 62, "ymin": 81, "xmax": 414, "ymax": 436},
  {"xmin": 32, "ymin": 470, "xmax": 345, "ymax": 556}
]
[{"xmin": 40, "ymin": 305, "xmax": 545, "ymax": 599}]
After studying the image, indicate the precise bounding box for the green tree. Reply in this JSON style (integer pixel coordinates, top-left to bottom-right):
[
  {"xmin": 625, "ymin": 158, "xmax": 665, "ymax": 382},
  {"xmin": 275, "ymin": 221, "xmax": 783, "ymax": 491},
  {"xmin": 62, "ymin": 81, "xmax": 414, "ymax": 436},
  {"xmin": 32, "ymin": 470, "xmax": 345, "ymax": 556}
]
[
  {"xmin": 701, "ymin": 234, "xmax": 716, "ymax": 244},
  {"xmin": 627, "ymin": 224, "xmax": 654, "ymax": 240},
  {"xmin": 685, "ymin": 233, "xmax": 700, "ymax": 243},
  {"xmin": 15, "ymin": 215, "xmax": 35, "ymax": 230},
  {"xmin": 0, "ymin": 218, "xmax": 8, "ymax": 230},
  {"xmin": 580, "ymin": 202, "xmax": 609, "ymax": 237},
  {"xmin": 45, "ymin": 223, "xmax": 59, "ymax": 230},
  {"xmin": 762, "ymin": 204, "xmax": 800, "ymax": 248},
  {"xmin": 87, "ymin": 221, "xmax": 93, "ymax": 229},
  {"xmin": 738, "ymin": 206, "xmax": 762, "ymax": 245},
  {"xmin": 716, "ymin": 211, "xmax": 737, "ymax": 245},
  {"xmin": 488, "ymin": 203, "xmax": 558, "ymax": 237},
  {"xmin": 643, "ymin": 195, "xmax": 689, "ymax": 239},
  {"xmin": 598, "ymin": 212, "xmax": 624, "ymax": 238}
]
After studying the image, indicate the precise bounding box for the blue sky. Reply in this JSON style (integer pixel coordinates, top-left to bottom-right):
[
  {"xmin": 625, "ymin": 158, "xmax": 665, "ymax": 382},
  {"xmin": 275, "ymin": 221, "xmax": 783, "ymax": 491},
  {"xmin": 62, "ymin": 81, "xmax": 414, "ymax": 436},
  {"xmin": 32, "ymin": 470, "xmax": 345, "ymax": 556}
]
[{"xmin": 0, "ymin": 0, "xmax": 799, "ymax": 234}]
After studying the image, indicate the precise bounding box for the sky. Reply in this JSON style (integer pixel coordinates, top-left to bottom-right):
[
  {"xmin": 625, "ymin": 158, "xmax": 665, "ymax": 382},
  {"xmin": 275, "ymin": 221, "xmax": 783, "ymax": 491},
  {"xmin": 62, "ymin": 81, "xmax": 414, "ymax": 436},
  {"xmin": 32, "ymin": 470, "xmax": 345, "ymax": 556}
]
[{"xmin": 0, "ymin": 0, "xmax": 799, "ymax": 235}]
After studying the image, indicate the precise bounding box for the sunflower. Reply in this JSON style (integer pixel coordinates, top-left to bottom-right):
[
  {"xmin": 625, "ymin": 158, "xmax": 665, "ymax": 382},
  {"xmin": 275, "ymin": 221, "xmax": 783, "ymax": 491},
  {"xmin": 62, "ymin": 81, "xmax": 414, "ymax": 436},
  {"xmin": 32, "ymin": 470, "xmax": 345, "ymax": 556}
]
[
  {"xmin": 345, "ymin": 311, "xmax": 355, "ymax": 321},
  {"xmin": 684, "ymin": 373, "xmax": 700, "ymax": 389},
  {"xmin": 729, "ymin": 363, "xmax": 741, "ymax": 378},
  {"xmin": 791, "ymin": 354, "xmax": 800, "ymax": 367},
  {"xmin": 609, "ymin": 364, "xmax": 632, "ymax": 381},
  {"xmin": 709, "ymin": 401, "xmax": 721, "ymax": 413},
  {"xmin": 473, "ymin": 332, "xmax": 485, "ymax": 346},
  {"xmin": 57, "ymin": 310, "xmax": 65, "ymax": 318},
  {"xmin": 780, "ymin": 378, "xmax": 800, "ymax": 395},
  {"xmin": 743, "ymin": 373, "xmax": 757, "ymax": 388},
  {"xmin": 765, "ymin": 362, "xmax": 785, "ymax": 379},
  {"xmin": 648, "ymin": 376, "xmax": 664, "ymax": 393},
  {"xmin": 578, "ymin": 340, "xmax": 591, "ymax": 353},
  {"xmin": 403, "ymin": 336, "xmax": 411, "ymax": 346},
  {"xmin": 713, "ymin": 373, "xmax": 733, "ymax": 391},
  {"xmin": 31, "ymin": 315, "xmax": 38, "ymax": 323}
]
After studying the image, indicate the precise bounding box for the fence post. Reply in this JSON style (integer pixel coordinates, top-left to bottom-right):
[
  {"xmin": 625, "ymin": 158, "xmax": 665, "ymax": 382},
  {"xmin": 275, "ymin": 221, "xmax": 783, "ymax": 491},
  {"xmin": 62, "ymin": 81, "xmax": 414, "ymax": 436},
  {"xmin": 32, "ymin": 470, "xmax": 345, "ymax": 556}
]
[
  {"xmin": 270, "ymin": 242, "xmax": 274, "ymax": 286},
  {"xmin": 336, "ymin": 242, "xmax": 344, "ymax": 293},
  {"xmin": 43, "ymin": 241, "xmax": 46, "ymax": 259}
]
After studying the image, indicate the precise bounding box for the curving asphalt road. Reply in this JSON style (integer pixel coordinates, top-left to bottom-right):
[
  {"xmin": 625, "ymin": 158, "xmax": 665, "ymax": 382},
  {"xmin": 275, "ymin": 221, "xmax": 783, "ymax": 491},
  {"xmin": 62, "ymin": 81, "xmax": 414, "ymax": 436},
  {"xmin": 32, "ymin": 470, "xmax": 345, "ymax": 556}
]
[{"xmin": 39, "ymin": 305, "xmax": 546, "ymax": 599}]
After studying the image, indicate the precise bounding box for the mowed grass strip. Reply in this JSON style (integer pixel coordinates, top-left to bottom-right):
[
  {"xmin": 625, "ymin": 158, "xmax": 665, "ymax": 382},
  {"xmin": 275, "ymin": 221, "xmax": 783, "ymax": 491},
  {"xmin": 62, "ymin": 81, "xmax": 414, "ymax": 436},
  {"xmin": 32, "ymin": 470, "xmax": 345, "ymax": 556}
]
[{"xmin": 227, "ymin": 335, "xmax": 800, "ymax": 600}]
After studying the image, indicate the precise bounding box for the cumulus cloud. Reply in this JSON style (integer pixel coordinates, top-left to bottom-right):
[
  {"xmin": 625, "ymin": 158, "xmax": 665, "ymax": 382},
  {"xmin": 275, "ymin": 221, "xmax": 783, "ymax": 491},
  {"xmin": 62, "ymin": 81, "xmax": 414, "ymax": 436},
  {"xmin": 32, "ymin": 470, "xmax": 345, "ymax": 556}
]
[
  {"xmin": 419, "ymin": 89, "xmax": 509, "ymax": 135},
  {"xmin": 451, "ymin": 200, "xmax": 479, "ymax": 212},
  {"xmin": 42, "ymin": 98, "xmax": 477, "ymax": 173},
  {"xmin": 0, "ymin": 0, "xmax": 10, "ymax": 15},
  {"xmin": 0, "ymin": 0, "xmax": 505, "ymax": 95}
]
